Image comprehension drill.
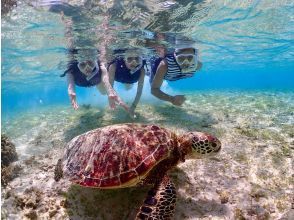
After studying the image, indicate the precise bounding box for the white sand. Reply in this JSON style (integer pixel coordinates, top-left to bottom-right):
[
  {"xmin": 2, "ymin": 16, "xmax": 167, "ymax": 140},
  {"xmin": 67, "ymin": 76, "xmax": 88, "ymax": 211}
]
[{"xmin": 1, "ymin": 91, "xmax": 293, "ymax": 219}]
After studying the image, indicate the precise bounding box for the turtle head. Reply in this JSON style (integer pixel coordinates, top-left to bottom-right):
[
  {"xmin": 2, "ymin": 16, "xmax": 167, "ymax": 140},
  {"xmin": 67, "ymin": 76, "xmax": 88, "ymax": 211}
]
[{"xmin": 179, "ymin": 132, "xmax": 221, "ymax": 159}]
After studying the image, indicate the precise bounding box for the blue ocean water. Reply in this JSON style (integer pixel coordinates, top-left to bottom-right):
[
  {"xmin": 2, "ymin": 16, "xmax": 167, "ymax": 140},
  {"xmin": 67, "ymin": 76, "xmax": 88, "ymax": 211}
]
[
  {"xmin": 1, "ymin": 0, "xmax": 294, "ymax": 118},
  {"xmin": 2, "ymin": 2, "xmax": 294, "ymax": 219}
]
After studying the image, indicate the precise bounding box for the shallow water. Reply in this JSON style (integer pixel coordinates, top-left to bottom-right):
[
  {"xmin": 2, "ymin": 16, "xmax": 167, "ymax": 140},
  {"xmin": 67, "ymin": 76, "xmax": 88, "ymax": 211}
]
[
  {"xmin": 2, "ymin": 0, "xmax": 294, "ymax": 116},
  {"xmin": 1, "ymin": 91, "xmax": 293, "ymax": 219},
  {"xmin": 2, "ymin": 91, "xmax": 293, "ymax": 157},
  {"xmin": 1, "ymin": 0, "xmax": 294, "ymax": 219}
]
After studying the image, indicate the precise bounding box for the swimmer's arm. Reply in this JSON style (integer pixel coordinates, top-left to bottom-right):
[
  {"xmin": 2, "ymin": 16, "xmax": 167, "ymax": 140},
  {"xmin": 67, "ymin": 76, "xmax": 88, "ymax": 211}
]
[
  {"xmin": 66, "ymin": 73, "xmax": 75, "ymax": 95},
  {"xmin": 108, "ymin": 63, "xmax": 116, "ymax": 87},
  {"xmin": 101, "ymin": 63, "xmax": 130, "ymax": 112},
  {"xmin": 151, "ymin": 60, "xmax": 174, "ymax": 103},
  {"xmin": 100, "ymin": 64, "xmax": 116, "ymax": 95},
  {"xmin": 66, "ymin": 73, "xmax": 79, "ymax": 109},
  {"xmin": 131, "ymin": 68, "xmax": 145, "ymax": 111}
]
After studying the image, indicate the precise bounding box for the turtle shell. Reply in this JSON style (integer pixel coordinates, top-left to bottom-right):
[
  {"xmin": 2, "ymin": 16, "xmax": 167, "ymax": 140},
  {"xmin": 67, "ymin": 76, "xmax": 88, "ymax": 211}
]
[{"xmin": 61, "ymin": 123, "xmax": 176, "ymax": 188}]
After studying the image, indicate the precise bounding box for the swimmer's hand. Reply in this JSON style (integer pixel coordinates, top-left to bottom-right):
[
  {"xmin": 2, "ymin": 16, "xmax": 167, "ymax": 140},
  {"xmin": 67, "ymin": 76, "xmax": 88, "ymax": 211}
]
[
  {"xmin": 128, "ymin": 105, "xmax": 137, "ymax": 119},
  {"xmin": 108, "ymin": 93, "xmax": 130, "ymax": 113},
  {"xmin": 171, "ymin": 95, "xmax": 186, "ymax": 106},
  {"xmin": 69, "ymin": 92, "xmax": 79, "ymax": 110}
]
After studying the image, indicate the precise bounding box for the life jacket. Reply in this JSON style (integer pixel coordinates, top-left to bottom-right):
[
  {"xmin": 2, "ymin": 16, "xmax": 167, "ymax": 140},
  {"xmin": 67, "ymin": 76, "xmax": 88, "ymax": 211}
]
[
  {"xmin": 61, "ymin": 60, "xmax": 102, "ymax": 87},
  {"xmin": 149, "ymin": 53, "xmax": 195, "ymax": 83},
  {"xmin": 108, "ymin": 57, "xmax": 146, "ymax": 84}
]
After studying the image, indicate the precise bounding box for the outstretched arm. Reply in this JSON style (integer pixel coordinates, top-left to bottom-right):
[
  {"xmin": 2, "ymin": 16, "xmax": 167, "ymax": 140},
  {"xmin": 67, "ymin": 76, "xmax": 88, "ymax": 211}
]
[
  {"xmin": 60, "ymin": 11, "xmax": 78, "ymax": 110},
  {"xmin": 66, "ymin": 73, "xmax": 78, "ymax": 110},
  {"xmin": 100, "ymin": 64, "xmax": 130, "ymax": 112},
  {"xmin": 151, "ymin": 60, "xmax": 186, "ymax": 106},
  {"xmin": 107, "ymin": 62, "xmax": 116, "ymax": 87},
  {"xmin": 96, "ymin": 15, "xmax": 130, "ymax": 113},
  {"xmin": 130, "ymin": 68, "xmax": 145, "ymax": 117}
]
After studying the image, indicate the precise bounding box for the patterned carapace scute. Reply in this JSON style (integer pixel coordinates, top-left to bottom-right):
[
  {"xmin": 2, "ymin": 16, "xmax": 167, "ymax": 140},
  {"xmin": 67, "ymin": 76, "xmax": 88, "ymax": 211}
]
[{"xmin": 62, "ymin": 124, "xmax": 176, "ymax": 188}]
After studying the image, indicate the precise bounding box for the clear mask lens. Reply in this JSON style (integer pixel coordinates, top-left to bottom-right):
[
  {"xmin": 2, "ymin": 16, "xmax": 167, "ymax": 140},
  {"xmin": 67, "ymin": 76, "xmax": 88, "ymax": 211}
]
[
  {"xmin": 78, "ymin": 60, "xmax": 99, "ymax": 81},
  {"xmin": 126, "ymin": 56, "xmax": 142, "ymax": 65},
  {"xmin": 78, "ymin": 60, "xmax": 95, "ymax": 72},
  {"xmin": 176, "ymin": 54, "xmax": 196, "ymax": 65},
  {"xmin": 175, "ymin": 51, "xmax": 199, "ymax": 73}
]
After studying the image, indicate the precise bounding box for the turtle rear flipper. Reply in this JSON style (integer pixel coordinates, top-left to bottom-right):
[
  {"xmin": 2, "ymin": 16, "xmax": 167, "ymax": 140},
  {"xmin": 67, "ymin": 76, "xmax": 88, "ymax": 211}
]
[
  {"xmin": 136, "ymin": 175, "xmax": 176, "ymax": 220},
  {"xmin": 54, "ymin": 159, "xmax": 63, "ymax": 182}
]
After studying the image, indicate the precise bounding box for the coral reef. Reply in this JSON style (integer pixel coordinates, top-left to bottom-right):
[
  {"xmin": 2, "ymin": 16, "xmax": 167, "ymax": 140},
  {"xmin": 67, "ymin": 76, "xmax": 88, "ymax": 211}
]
[
  {"xmin": 1, "ymin": 0, "xmax": 17, "ymax": 15},
  {"xmin": 1, "ymin": 134, "xmax": 20, "ymax": 186},
  {"xmin": 1, "ymin": 134, "xmax": 18, "ymax": 167},
  {"xmin": 1, "ymin": 164, "xmax": 22, "ymax": 187}
]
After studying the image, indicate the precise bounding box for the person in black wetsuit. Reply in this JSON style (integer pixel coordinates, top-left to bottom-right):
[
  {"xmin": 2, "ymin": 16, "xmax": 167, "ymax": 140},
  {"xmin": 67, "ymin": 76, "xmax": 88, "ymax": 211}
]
[
  {"xmin": 60, "ymin": 50, "xmax": 129, "ymax": 111},
  {"xmin": 107, "ymin": 49, "xmax": 146, "ymax": 117},
  {"xmin": 49, "ymin": 2, "xmax": 130, "ymax": 112}
]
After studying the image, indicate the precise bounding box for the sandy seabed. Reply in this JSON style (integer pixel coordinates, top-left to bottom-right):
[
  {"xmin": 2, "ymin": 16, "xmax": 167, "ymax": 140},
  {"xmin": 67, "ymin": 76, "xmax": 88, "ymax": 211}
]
[{"xmin": 1, "ymin": 91, "xmax": 293, "ymax": 220}]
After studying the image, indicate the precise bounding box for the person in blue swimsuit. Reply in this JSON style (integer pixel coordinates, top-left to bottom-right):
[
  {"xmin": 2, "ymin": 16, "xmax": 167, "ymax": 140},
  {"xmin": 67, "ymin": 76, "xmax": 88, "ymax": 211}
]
[
  {"xmin": 149, "ymin": 46, "xmax": 202, "ymax": 106},
  {"xmin": 107, "ymin": 49, "xmax": 146, "ymax": 117}
]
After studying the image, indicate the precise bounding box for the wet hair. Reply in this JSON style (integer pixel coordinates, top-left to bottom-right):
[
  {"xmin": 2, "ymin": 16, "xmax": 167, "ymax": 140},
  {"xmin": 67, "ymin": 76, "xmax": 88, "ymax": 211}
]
[{"xmin": 175, "ymin": 48, "xmax": 196, "ymax": 55}]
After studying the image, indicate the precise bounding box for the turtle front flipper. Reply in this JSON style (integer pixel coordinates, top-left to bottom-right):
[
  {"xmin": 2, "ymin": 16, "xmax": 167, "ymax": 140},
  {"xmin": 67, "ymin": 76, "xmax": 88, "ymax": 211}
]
[
  {"xmin": 135, "ymin": 175, "xmax": 176, "ymax": 220},
  {"xmin": 54, "ymin": 159, "xmax": 63, "ymax": 182}
]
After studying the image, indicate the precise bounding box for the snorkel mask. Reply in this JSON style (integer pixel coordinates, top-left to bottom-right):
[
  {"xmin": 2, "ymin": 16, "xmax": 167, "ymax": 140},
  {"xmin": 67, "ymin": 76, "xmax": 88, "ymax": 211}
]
[
  {"xmin": 78, "ymin": 60, "xmax": 99, "ymax": 81},
  {"xmin": 175, "ymin": 48, "xmax": 199, "ymax": 73},
  {"xmin": 125, "ymin": 55, "xmax": 143, "ymax": 74}
]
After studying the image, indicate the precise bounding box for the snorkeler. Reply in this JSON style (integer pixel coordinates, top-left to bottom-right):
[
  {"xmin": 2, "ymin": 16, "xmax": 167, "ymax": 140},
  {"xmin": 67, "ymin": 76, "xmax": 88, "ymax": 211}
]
[
  {"xmin": 149, "ymin": 46, "xmax": 202, "ymax": 106},
  {"xmin": 107, "ymin": 49, "xmax": 146, "ymax": 117},
  {"xmin": 60, "ymin": 53, "xmax": 129, "ymax": 112},
  {"xmin": 49, "ymin": 2, "xmax": 130, "ymax": 113},
  {"xmin": 140, "ymin": 31, "xmax": 202, "ymax": 106}
]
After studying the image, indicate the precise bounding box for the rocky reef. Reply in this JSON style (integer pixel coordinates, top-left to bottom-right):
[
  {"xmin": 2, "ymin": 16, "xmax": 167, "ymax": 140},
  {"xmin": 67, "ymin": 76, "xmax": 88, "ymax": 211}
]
[
  {"xmin": 1, "ymin": 0, "xmax": 17, "ymax": 15},
  {"xmin": 1, "ymin": 134, "xmax": 20, "ymax": 187},
  {"xmin": 2, "ymin": 134, "xmax": 18, "ymax": 167}
]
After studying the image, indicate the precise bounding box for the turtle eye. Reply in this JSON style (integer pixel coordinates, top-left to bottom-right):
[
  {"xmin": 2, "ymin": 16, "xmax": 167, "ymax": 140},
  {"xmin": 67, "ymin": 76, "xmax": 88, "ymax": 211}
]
[
  {"xmin": 211, "ymin": 141, "xmax": 221, "ymax": 152},
  {"xmin": 212, "ymin": 142, "xmax": 217, "ymax": 148}
]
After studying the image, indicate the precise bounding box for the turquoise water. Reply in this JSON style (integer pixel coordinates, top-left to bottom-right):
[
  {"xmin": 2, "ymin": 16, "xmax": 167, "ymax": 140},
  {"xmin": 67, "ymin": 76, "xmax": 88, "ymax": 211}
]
[
  {"xmin": 1, "ymin": 1, "xmax": 294, "ymax": 219},
  {"xmin": 2, "ymin": 0, "xmax": 294, "ymax": 118}
]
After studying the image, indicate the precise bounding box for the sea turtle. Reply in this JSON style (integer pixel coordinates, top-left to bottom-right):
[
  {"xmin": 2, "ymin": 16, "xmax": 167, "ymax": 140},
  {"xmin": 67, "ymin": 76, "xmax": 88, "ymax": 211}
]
[{"xmin": 54, "ymin": 123, "xmax": 221, "ymax": 219}]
